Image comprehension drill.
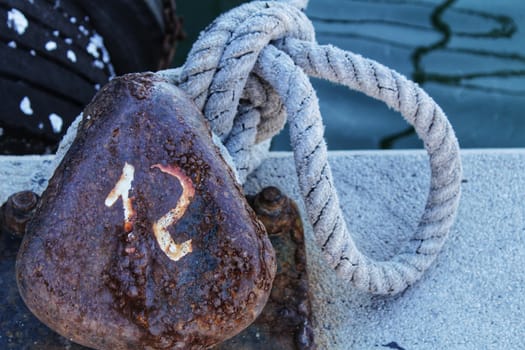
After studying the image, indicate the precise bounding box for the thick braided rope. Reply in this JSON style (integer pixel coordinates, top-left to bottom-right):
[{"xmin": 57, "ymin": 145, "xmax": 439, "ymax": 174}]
[
  {"xmin": 261, "ymin": 41, "xmax": 462, "ymax": 294},
  {"xmin": 174, "ymin": 1, "xmax": 314, "ymax": 139},
  {"xmin": 161, "ymin": 0, "xmax": 462, "ymax": 295},
  {"xmin": 160, "ymin": 1, "xmax": 315, "ymax": 181}
]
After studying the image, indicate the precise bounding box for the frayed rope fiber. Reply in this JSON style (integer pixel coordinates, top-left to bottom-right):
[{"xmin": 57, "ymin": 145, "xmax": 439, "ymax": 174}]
[{"xmin": 51, "ymin": 0, "xmax": 462, "ymax": 295}]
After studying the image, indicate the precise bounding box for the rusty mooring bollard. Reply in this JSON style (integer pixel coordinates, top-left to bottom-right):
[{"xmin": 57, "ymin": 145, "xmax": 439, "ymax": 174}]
[
  {"xmin": 6, "ymin": 73, "xmax": 315, "ymax": 349},
  {"xmin": 1, "ymin": 186, "xmax": 315, "ymax": 349},
  {"xmin": 15, "ymin": 73, "xmax": 277, "ymax": 349}
]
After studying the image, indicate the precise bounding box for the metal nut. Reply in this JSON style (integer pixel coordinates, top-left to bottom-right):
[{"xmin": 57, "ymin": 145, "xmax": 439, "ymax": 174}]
[{"xmin": 0, "ymin": 191, "xmax": 39, "ymax": 237}]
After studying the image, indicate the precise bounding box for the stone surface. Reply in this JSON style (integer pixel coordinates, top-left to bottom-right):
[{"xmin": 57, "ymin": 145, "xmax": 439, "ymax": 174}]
[
  {"xmin": 1, "ymin": 149, "xmax": 524, "ymax": 349},
  {"xmin": 14, "ymin": 73, "xmax": 276, "ymax": 350},
  {"xmin": 244, "ymin": 149, "xmax": 525, "ymax": 349}
]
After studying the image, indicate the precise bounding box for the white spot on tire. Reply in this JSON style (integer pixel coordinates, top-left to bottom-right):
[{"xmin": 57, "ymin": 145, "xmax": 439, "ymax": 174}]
[
  {"xmin": 49, "ymin": 113, "xmax": 63, "ymax": 133},
  {"xmin": 66, "ymin": 50, "xmax": 76, "ymax": 62},
  {"xmin": 93, "ymin": 60, "xmax": 104, "ymax": 69},
  {"xmin": 78, "ymin": 25, "xmax": 88, "ymax": 36},
  {"xmin": 7, "ymin": 9, "xmax": 28, "ymax": 35},
  {"xmin": 86, "ymin": 41, "xmax": 99, "ymax": 58},
  {"xmin": 20, "ymin": 96, "xmax": 33, "ymax": 115},
  {"xmin": 88, "ymin": 32, "xmax": 115, "ymax": 77},
  {"xmin": 7, "ymin": 41, "xmax": 16, "ymax": 48},
  {"xmin": 45, "ymin": 41, "xmax": 57, "ymax": 51}
]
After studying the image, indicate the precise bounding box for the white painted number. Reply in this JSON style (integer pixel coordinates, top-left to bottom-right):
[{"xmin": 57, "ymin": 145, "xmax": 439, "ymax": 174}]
[
  {"xmin": 104, "ymin": 162, "xmax": 136, "ymax": 233},
  {"xmin": 151, "ymin": 164, "xmax": 195, "ymax": 261},
  {"xmin": 105, "ymin": 162, "xmax": 195, "ymax": 262}
]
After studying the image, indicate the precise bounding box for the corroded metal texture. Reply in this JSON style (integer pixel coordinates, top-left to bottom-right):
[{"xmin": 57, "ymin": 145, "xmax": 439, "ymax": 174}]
[
  {"xmin": 0, "ymin": 186, "xmax": 314, "ymax": 349},
  {"xmin": 15, "ymin": 73, "xmax": 276, "ymax": 350},
  {"xmin": 215, "ymin": 187, "xmax": 316, "ymax": 349},
  {"xmin": 0, "ymin": 231, "xmax": 89, "ymax": 349},
  {"xmin": 0, "ymin": 191, "xmax": 39, "ymax": 238}
]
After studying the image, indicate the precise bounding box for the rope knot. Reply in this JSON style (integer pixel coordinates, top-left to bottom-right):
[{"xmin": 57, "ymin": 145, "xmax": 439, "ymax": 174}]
[{"xmin": 160, "ymin": 1, "xmax": 318, "ymax": 182}]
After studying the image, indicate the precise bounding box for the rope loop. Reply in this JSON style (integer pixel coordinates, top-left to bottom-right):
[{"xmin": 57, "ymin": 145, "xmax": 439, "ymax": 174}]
[
  {"xmin": 54, "ymin": 0, "xmax": 462, "ymax": 295},
  {"xmin": 162, "ymin": 0, "xmax": 463, "ymax": 295}
]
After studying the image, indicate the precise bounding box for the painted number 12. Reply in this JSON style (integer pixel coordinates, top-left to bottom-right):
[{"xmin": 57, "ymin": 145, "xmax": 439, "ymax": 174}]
[{"xmin": 105, "ymin": 162, "xmax": 194, "ymax": 262}]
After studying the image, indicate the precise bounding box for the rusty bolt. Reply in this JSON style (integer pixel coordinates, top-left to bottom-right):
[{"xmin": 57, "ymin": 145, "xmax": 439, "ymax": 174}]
[
  {"xmin": 0, "ymin": 190, "xmax": 39, "ymax": 237},
  {"xmin": 253, "ymin": 186, "xmax": 286, "ymax": 217}
]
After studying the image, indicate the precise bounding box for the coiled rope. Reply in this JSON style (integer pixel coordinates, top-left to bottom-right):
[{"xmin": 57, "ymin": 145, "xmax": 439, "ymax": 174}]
[{"xmin": 51, "ymin": 0, "xmax": 462, "ymax": 295}]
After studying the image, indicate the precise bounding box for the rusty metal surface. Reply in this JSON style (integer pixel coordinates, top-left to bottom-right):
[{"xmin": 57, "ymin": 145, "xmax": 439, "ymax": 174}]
[
  {"xmin": 15, "ymin": 73, "xmax": 276, "ymax": 349},
  {"xmin": 215, "ymin": 187, "xmax": 316, "ymax": 350},
  {"xmin": 0, "ymin": 232, "xmax": 89, "ymax": 350},
  {"xmin": 0, "ymin": 185, "xmax": 314, "ymax": 349}
]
